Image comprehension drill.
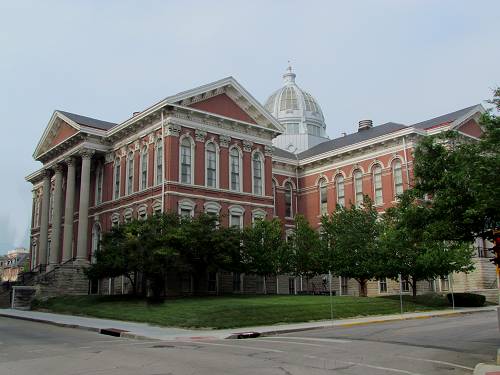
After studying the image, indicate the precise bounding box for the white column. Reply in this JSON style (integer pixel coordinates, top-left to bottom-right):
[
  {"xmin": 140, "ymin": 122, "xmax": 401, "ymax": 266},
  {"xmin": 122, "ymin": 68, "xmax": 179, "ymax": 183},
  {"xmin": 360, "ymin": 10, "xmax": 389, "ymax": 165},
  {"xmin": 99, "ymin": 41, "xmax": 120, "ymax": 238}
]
[
  {"xmin": 48, "ymin": 164, "xmax": 64, "ymax": 269},
  {"xmin": 38, "ymin": 170, "xmax": 52, "ymax": 270},
  {"xmin": 62, "ymin": 157, "xmax": 76, "ymax": 263},
  {"xmin": 76, "ymin": 149, "xmax": 93, "ymax": 263}
]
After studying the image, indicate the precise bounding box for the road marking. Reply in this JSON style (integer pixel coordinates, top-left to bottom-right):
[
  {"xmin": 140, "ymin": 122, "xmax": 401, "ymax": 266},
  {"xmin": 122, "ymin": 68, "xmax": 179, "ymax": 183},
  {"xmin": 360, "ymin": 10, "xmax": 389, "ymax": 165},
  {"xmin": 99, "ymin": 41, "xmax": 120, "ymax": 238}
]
[
  {"xmin": 256, "ymin": 339, "xmax": 324, "ymax": 347},
  {"xmin": 271, "ymin": 336, "xmax": 351, "ymax": 344},
  {"xmin": 304, "ymin": 355, "xmax": 423, "ymax": 375},
  {"xmin": 398, "ymin": 356, "xmax": 474, "ymax": 371},
  {"xmin": 175, "ymin": 340, "xmax": 284, "ymax": 353}
]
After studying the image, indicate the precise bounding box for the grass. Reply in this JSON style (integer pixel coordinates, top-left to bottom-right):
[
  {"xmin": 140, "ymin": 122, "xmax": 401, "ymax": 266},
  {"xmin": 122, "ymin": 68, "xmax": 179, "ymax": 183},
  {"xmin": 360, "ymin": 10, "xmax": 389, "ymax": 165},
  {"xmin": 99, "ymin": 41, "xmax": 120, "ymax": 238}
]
[{"xmin": 32, "ymin": 293, "xmax": 451, "ymax": 329}]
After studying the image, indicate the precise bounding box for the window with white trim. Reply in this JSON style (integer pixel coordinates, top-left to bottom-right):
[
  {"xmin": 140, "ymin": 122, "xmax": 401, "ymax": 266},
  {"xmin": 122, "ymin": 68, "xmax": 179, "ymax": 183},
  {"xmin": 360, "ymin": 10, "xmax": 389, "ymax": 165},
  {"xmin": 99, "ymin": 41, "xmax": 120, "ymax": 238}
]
[
  {"xmin": 229, "ymin": 206, "xmax": 244, "ymax": 229},
  {"xmin": 140, "ymin": 146, "xmax": 148, "ymax": 191},
  {"xmin": 91, "ymin": 223, "xmax": 101, "ymax": 264},
  {"xmin": 379, "ymin": 277, "xmax": 387, "ymax": 293},
  {"xmin": 124, "ymin": 209, "xmax": 133, "ymax": 223},
  {"xmin": 111, "ymin": 213, "xmax": 120, "ymax": 227},
  {"xmin": 206, "ymin": 142, "xmax": 217, "ymax": 188},
  {"xmin": 336, "ymin": 175, "xmax": 345, "ymax": 208},
  {"xmin": 319, "ymin": 178, "xmax": 328, "ymax": 215},
  {"xmin": 393, "ymin": 159, "xmax": 404, "ymax": 198},
  {"xmin": 285, "ymin": 182, "xmax": 293, "ymax": 218},
  {"xmin": 178, "ymin": 199, "xmax": 195, "ymax": 218},
  {"xmin": 127, "ymin": 152, "xmax": 134, "ymax": 195},
  {"xmin": 204, "ymin": 202, "xmax": 221, "ymax": 216},
  {"xmin": 155, "ymin": 139, "xmax": 163, "ymax": 185},
  {"xmin": 353, "ymin": 170, "xmax": 363, "ymax": 207},
  {"xmin": 402, "ymin": 277, "xmax": 410, "ymax": 292},
  {"xmin": 113, "ymin": 158, "xmax": 121, "ymax": 200},
  {"xmin": 252, "ymin": 152, "xmax": 263, "ymax": 195},
  {"xmin": 373, "ymin": 165, "xmax": 383, "ymax": 205},
  {"xmin": 180, "ymin": 137, "xmax": 192, "ymax": 184},
  {"xmin": 137, "ymin": 205, "xmax": 147, "ymax": 221},
  {"xmin": 252, "ymin": 209, "xmax": 266, "ymax": 223},
  {"xmin": 95, "ymin": 164, "xmax": 103, "ymax": 204},
  {"xmin": 230, "ymin": 147, "xmax": 241, "ymax": 191}
]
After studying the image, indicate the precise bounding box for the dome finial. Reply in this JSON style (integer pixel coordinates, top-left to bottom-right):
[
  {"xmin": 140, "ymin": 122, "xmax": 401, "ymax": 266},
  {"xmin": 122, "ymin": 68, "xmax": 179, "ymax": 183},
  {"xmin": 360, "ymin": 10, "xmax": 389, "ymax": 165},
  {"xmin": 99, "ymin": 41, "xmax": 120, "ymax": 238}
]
[{"xmin": 283, "ymin": 61, "xmax": 296, "ymax": 84}]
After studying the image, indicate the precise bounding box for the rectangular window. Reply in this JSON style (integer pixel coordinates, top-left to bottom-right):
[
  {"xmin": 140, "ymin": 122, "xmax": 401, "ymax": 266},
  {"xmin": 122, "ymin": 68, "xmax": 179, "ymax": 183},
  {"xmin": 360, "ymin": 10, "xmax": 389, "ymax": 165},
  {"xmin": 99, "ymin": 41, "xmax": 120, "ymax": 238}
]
[
  {"xmin": 206, "ymin": 146, "xmax": 217, "ymax": 188},
  {"xmin": 230, "ymin": 214, "xmax": 242, "ymax": 229},
  {"xmin": 114, "ymin": 162, "xmax": 120, "ymax": 200},
  {"xmin": 393, "ymin": 161, "xmax": 404, "ymax": 197},
  {"xmin": 402, "ymin": 277, "xmax": 410, "ymax": 293},
  {"xmin": 96, "ymin": 166, "xmax": 103, "ymax": 204},
  {"xmin": 336, "ymin": 177, "xmax": 345, "ymax": 208},
  {"xmin": 127, "ymin": 156, "xmax": 134, "ymax": 195},
  {"xmin": 181, "ymin": 142, "xmax": 191, "ymax": 184},
  {"xmin": 286, "ymin": 122, "xmax": 299, "ymax": 134},
  {"xmin": 156, "ymin": 142, "xmax": 163, "ymax": 185},
  {"xmin": 253, "ymin": 155, "xmax": 263, "ymax": 195},
  {"xmin": 230, "ymin": 149, "xmax": 240, "ymax": 191},
  {"xmin": 373, "ymin": 166, "xmax": 383, "ymax": 205},
  {"xmin": 379, "ymin": 277, "xmax": 387, "ymax": 293},
  {"xmin": 354, "ymin": 171, "xmax": 363, "ymax": 207},
  {"xmin": 232, "ymin": 272, "xmax": 242, "ymax": 292},
  {"xmin": 341, "ymin": 276, "xmax": 348, "ymax": 295},
  {"xmin": 141, "ymin": 150, "xmax": 148, "ymax": 190},
  {"xmin": 441, "ymin": 276, "xmax": 449, "ymax": 291},
  {"xmin": 207, "ymin": 272, "xmax": 217, "ymax": 293},
  {"xmin": 180, "ymin": 208, "xmax": 192, "ymax": 218}
]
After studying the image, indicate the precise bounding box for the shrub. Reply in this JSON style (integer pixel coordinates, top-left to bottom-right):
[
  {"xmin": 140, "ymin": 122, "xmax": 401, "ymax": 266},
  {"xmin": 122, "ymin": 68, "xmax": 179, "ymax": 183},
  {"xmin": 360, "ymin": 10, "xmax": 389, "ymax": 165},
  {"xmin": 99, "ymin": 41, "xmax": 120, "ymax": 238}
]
[{"xmin": 446, "ymin": 293, "xmax": 485, "ymax": 307}]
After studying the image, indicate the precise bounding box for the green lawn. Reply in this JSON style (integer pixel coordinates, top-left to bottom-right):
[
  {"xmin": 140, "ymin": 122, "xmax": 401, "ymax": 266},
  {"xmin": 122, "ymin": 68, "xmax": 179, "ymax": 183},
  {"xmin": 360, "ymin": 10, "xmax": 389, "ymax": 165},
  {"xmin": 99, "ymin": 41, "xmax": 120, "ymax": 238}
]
[{"xmin": 32, "ymin": 294, "xmax": 450, "ymax": 329}]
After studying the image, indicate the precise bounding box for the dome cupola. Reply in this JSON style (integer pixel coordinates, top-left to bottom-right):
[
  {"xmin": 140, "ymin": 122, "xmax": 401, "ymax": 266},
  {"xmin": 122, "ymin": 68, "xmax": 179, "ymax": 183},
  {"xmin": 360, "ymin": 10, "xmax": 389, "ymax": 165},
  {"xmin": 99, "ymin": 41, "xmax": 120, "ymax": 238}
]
[{"xmin": 264, "ymin": 66, "xmax": 328, "ymax": 153}]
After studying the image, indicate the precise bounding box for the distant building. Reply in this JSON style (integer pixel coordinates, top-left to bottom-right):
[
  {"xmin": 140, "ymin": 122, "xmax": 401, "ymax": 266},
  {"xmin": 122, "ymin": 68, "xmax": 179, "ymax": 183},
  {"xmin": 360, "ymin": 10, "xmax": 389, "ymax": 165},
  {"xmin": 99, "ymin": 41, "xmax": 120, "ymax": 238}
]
[
  {"xmin": 24, "ymin": 67, "xmax": 495, "ymax": 299},
  {"xmin": 0, "ymin": 248, "xmax": 30, "ymax": 283}
]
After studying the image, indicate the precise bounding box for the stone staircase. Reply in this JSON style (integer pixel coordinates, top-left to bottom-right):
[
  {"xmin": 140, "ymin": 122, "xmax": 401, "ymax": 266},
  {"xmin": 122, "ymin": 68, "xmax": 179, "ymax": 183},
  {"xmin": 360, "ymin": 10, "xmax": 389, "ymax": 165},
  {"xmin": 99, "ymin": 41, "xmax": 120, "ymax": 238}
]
[{"xmin": 11, "ymin": 286, "xmax": 37, "ymax": 310}]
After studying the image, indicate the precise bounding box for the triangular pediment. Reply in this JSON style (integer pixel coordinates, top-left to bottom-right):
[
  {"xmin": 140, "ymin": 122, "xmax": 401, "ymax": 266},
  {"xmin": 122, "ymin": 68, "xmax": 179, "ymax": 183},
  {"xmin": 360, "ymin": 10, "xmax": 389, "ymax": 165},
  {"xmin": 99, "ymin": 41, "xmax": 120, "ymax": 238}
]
[
  {"xmin": 164, "ymin": 77, "xmax": 284, "ymax": 133},
  {"xmin": 33, "ymin": 111, "xmax": 81, "ymax": 160},
  {"xmin": 187, "ymin": 93, "xmax": 257, "ymax": 124}
]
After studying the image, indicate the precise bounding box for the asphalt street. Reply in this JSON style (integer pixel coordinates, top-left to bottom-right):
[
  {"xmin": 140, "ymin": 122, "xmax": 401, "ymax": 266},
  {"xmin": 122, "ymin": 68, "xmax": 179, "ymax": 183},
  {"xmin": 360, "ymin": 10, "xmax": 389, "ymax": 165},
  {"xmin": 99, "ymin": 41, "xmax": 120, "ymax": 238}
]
[{"xmin": 0, "ymin": 311, "xmax": 498, "ymax": 375}]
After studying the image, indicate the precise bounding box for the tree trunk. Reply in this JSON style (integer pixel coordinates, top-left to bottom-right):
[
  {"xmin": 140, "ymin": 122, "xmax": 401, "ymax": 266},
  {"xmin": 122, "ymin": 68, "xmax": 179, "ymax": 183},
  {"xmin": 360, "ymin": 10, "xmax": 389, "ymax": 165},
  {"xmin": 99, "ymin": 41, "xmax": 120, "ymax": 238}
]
[
  {"xmin": 358, "ymin": 279, "xmax": 368, "ymax": 297},
  {"xmin": 411, "ymin": 276, "xmax": 418, "ymax": 299}
]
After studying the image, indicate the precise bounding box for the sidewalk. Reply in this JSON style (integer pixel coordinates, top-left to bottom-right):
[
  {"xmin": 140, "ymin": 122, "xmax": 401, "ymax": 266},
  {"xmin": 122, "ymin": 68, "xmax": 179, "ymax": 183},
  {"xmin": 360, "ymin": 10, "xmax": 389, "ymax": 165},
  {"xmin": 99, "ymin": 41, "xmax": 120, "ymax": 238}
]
[{"xmin": 0, "ymin": 306, "xmax": 496, "ymax": 341}]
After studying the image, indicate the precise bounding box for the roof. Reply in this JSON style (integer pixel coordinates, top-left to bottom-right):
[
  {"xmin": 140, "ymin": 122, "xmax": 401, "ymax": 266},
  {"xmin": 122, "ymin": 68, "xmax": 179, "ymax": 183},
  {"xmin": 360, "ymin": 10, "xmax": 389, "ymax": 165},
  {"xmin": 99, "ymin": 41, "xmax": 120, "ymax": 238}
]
[
  {"xmin": 296, "ymin": 122, "xmax": 408, "ymax": 160},
  {"xmin": 273, "ymin": 147, "xmax": 297, "ymax": 160},
  {"xmin": 411, "ymin": 104, "xmax": 480, "ymax": 130},
  {"xmin": 57, "ymin": 110, "xmax": 117, "ymax": 130}
]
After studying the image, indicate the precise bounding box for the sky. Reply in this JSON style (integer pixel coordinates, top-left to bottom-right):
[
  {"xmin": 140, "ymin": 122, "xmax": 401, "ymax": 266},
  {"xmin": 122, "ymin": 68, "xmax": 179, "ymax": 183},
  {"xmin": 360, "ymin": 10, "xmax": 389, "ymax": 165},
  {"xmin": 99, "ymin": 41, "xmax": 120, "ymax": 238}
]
[{"xmin": 0, "ymin": 0, "xmax": 499, "ymax": 254}]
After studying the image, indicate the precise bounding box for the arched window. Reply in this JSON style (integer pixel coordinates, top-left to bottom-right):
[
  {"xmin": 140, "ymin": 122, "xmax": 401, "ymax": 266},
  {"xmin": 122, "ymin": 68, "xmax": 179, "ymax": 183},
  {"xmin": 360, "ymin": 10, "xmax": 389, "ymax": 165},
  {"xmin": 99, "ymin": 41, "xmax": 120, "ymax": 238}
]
[
  {"xmin": 140, "ymin": 146, "xmax": 148, "ymax": 190},
  {"xmin": 178, "ymin": 199, "xmax": 195, "ymax": 218},
  {"xmin": 353, "ymin": 170, "xmax": 363, "ymax": 207},
  {"xmin": 393, "ymin": 159, "xmax": 404, "ymax": 197},
  {"xmin": 336, "ymin": 175, "xmax": 345, "ymax": 208},
  {"xmin": 252, "ymin": 152, "xmax": 263, "ymax": 195},
  {"xmin": 373, "ymin": 165, "xmax": 383, "ymax": 205},
  {"xmin": 230, "ymin": 147, "xmax": 241, "ymax": 191},
  {"xmin": 127, "ymin": 152, "xmax": 134, "ymax": 195},
  {"xmin": 91, "ymin": 223, "xmax": 101, "ymax": 264},
  {"xmin": 95, "ymin": 163, "xmax": 103, "ymax": 204},
  {"xmin": 319, "ymin": 178, "xmax": 328, "ymax": 215},
  {"xmin": 155, "ymin": 139, "xmax": 163, "ymax": 185},
  {"xmin": 113, "ymin": 158, "xmax": 121, "ymax": 200},
  {"xmin": 285, "ymin": 182, "xmax": 293, "ymax": 218},
  {"xmin": 180, "ymin": 137, "xmax": 192, "ymax": 184},
  {"xmin": 229, "ymin": 205, "xmax": 245, "ymax": 229},
  {"xmin": 206, "ymin": 142, "xmax": 217, "ymax": 188}
]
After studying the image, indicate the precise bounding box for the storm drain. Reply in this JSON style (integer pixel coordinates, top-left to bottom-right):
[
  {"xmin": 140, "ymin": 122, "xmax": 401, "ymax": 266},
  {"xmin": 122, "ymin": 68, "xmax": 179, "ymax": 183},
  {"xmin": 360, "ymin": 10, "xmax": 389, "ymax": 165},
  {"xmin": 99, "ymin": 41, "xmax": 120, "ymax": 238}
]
[{"xmin": 99, "ymin": 328, "xmax": 129, "ymax": 337}]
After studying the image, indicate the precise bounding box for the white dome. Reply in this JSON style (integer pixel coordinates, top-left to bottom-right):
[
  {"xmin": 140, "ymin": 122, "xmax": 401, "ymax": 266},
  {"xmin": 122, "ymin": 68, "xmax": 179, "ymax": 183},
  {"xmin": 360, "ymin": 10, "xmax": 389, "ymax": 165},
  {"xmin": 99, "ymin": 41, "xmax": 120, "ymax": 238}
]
[{"xmin": 265, "ymin": 66, "xmax": 328, "ymax": 153}]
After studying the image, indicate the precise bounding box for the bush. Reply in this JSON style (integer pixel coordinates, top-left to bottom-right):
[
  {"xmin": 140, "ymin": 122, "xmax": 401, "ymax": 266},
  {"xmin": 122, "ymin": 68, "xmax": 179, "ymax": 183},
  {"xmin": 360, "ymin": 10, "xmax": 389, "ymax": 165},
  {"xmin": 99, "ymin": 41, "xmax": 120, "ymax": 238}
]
[{"xmin": 446, "ymin": 293, "xmax": 485, "ymax": 307}]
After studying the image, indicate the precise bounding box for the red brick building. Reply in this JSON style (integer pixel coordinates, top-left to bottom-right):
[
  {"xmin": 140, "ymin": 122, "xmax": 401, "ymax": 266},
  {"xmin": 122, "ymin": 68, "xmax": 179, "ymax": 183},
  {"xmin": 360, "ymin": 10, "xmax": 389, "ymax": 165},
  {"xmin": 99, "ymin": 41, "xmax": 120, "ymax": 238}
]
[{"xmin": 26, "ymin": 68, "xmax": 495, "ymax": 298}]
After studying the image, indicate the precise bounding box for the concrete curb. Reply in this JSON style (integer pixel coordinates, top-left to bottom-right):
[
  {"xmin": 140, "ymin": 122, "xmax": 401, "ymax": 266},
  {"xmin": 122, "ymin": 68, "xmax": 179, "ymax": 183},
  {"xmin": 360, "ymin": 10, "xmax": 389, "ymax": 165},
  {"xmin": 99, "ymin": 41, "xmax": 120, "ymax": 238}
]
[
  {"xmin": 254, "ymin": 308, "xmax": 494, "ymax": 338},
  {"xmin": 0, "ymin": 307, "xmax": 495, "ymax": 341}
]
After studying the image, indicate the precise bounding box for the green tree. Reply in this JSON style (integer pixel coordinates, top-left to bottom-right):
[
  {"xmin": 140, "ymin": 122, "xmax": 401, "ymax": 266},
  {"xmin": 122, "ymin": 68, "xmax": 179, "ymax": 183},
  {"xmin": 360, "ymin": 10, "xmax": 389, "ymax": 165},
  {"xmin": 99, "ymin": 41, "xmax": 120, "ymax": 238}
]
[
  {"xmin": 380, "ymin": 191, "xmax": 475, "ymax": 297},
  {"xmin": 413, "ymin": 89, "xmax": 500, "ymax": 242},
  {"xmin": 241, "ymin": 218, "xmax": 290, "ymax": 293},
  {"xmin": 320, "ymin": 197, "xmax": 382, "ymax": 297},
  {"xmin": 288, "ymin": 215, "xmax": 322, "ymax": 290}
]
